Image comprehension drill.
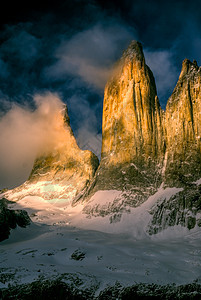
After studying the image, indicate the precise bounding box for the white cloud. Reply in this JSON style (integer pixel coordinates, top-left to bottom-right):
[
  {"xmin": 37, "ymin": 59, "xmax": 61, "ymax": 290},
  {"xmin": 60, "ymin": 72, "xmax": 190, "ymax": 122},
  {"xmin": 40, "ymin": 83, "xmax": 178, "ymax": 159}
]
[
  {"xmin": 0, "ymin": 93, "xmax": 66, "ymax": 189},
  {"xmin": 44, "ymin": 23, "xmax": 136, "ymax": 90}
]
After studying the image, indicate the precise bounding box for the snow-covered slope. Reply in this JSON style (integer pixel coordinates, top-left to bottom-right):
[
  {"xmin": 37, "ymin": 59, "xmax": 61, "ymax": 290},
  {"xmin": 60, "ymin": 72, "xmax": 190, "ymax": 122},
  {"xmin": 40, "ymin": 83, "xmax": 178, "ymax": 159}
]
[
  {"xmin": 0, "ymin": 201, "xmax": 200, "ymax": 291},
  {"xmin": 1, "ymin": 179, "xmax": 201, "ymax": 293},
  {"xmin": 3, "ymin": 179, "xmax": 201, "ymax": 236}
]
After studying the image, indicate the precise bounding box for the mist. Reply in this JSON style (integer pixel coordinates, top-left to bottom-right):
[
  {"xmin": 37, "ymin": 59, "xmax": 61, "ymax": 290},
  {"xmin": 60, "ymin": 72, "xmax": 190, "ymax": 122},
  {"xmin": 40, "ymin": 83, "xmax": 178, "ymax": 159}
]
[
  {"xmin": 44, "ymin": 23, "xmax": 136, "ymax": 90},
  {"xmin": 0, "ymin": 93, "xmax": 67, "ymax": 189}
]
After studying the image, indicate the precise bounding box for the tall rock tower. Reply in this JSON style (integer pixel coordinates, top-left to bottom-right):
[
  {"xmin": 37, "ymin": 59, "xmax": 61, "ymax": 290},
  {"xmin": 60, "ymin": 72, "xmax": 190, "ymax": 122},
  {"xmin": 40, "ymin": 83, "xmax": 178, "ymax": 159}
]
[{"xmin": 84, "ymin": 41, "xmax": 165, "ymax": 206}]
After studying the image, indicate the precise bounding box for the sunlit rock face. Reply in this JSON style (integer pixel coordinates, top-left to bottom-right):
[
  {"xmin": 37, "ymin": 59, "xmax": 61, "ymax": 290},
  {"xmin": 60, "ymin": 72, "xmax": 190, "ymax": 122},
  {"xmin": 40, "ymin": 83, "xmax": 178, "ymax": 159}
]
[
  {"xmin": 148, "ymin": 60, "xmax": 201, "ymax": 233},
  {"xmin": 81, "ymin": 42, "xmax": 201, "ymax": 229},
  {"xmin": 164, "ymin": 59, "xmax": 201, "ymax": 186},
  {"xmin": 82, "ymin": 41, "xmax": 165, "ymax": 208},
  {"xmin": 6, "ymin": 107, "xmax": 99, "ymax": 202},
  {"xmin": 102, "ymin": 41, "xmax": 164, "ymax": 164}
]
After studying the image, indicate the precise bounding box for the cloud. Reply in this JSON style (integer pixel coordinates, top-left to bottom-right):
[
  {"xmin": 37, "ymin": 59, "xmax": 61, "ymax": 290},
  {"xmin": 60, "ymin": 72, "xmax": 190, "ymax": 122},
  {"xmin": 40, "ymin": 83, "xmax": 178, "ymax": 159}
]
[
  {"xmin": 0, "ymin": 24, "xmax": 44, "ymax": 99},
  {"xmin": 44, "ymin": 22, "xmax": 136, "ymax": 90},
  {"xmin": 0, "ymin": 93, "xmax": 66, "ymax": 189},
  {"xmin": 0, "ymin": 27, "xmax": 40, "ymax": 63},
  {"xmin": 171, "ymin": 17, "xmax": 201, "ymax": 65},
  {"xmin": 77, "ymin": 127, "xmax": 102, "ymax": 159},
  {"xmin": 0, "ymin": 91, "xmax": 102, "ymax": 190}
]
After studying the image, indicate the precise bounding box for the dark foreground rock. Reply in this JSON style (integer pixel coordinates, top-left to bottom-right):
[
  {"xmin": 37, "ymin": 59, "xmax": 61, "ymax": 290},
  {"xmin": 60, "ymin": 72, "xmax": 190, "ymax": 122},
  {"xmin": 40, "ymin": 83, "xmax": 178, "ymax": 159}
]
[
  {"xmin": 0, "ymin": 279, "xmax": 200, "ymax": 300},
  {"xmin": 0, "ymin": 198, "xmax": 31, "ymax": 242}
]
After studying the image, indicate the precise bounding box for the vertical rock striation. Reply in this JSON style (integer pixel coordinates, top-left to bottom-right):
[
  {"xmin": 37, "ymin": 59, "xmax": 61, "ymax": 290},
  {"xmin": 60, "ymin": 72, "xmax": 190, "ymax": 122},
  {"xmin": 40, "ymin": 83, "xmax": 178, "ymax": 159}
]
[
  {"xmin": 83, "ymin": 41, "xmax": 165, "ymax": 209},
  {"xmin": 148, "ymin": 59, "xmax": 201, "ymax": 233},
  {"xmin": 101, "ymin": 41, "xmax": 164, "ymax": 164},
  {"xmin": 164, "ymin": 59, "xmax": 201, "ymax": 186}
]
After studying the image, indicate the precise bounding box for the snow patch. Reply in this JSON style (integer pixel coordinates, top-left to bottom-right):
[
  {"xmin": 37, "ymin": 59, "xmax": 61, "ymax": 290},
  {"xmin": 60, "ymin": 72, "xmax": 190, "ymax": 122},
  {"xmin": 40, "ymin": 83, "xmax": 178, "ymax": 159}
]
[
  {"xmin": 193, "ymin": 178, "xmax": 201, "ymax": 185},
  {"xmin": 5, "ymin": 181, "xmax": 77, "ymax": 203},
  {"xmin": 88, "ymin": 190, "xmax": 122, "ymax": 206}
]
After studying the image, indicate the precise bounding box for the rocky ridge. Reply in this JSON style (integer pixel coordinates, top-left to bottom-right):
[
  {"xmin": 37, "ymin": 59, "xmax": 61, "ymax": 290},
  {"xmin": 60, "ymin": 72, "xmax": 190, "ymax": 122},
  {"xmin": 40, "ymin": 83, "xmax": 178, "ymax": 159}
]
[{"xmin": 5, "ymin": 107, "xmax": 99, "ymax": 202}]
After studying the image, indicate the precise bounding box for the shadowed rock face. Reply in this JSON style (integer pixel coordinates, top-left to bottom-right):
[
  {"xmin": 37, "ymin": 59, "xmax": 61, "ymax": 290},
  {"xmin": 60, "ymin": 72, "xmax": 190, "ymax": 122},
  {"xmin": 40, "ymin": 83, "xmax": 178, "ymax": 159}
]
[
  {"xmin": 164, "ymin": 59, "xmax": 201, "ymax": 186},
  {"xmin": 148, "ymin": 184, "xmax": 201, "ymax": 234},
  {"xmin": 83, "ymin": 41, "xmax": 165, "ymax": 205},
  {"xmin": 0, "ymin": 198, "xmax": 31, "ymax": 242},
  {"xmin": 6, "ymin": 107, "xmax": 99, "ymax": 202}
]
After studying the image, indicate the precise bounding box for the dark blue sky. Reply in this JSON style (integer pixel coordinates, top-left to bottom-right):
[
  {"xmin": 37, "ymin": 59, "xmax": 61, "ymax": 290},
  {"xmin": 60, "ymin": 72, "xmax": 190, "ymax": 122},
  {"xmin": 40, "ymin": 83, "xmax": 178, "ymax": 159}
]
[
  {"xmin": 0, "ymin": 0, "xmax": 201, "ymax": 123},
  {"xmin": 0, "ymin": 0, "xmax": 201, "ymax": 188}
]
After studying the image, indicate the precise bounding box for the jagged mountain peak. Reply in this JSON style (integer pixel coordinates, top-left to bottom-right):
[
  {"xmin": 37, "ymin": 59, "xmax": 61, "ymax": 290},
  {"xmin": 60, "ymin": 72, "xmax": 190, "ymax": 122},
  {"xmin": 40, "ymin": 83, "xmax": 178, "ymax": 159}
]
[
  {"xmin": 122, "ymin": 40, "xmax": 144, "ymax": 61},
  {"xmin": 81, "ymin": 41, "xmax": 200, "ymax": 232},
  {"xmin": 107, "ymin": 40, "xmax": 147, "ymax": 86},
  {"xmin": 63, "ymin": 105, "xmax": 71, "ymax": 126},
  {"xmin": 179, "ymin": 58, "xmax": 199, "ymax": 80}
]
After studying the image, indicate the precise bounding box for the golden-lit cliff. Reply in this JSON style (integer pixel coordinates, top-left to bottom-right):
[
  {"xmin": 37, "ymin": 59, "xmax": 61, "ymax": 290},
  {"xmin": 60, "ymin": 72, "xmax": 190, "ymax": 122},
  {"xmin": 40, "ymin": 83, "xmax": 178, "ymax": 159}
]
[
  {"xmin": 102, "ymin": 41, "xmax": 164, "ymax": 164},
  {"xmin": 83, "ymin": 41, "xmax": 165, "ymax": 204},
  {"xmin": 164, "ymin": 59, "xmax": 201, "ymax": 186},
  {"xmin": 81, "ymin": 41, "xmax": 201, "ymax": 229}
]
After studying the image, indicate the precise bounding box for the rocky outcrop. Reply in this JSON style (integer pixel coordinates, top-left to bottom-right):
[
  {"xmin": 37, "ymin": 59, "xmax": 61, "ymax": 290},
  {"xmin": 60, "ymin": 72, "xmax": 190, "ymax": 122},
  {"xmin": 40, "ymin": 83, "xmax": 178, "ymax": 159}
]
[
  {"xmin": 0, "ymin": 198, "xmax": 31, "ymax": 242},
  {"xmin": 148, "ymin": 184, "xmax": 201, "ymax": 234},
  {"xmin": 82, "ymin": 41, "xmax": 165, "ymax": 208},
  {"xmin": 6, "ymin": 107, "xmax": 99, "ymax": 202},
  {"xmin": 164, "ymin": 59, "xmax": 201, "ymax": 186}
]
